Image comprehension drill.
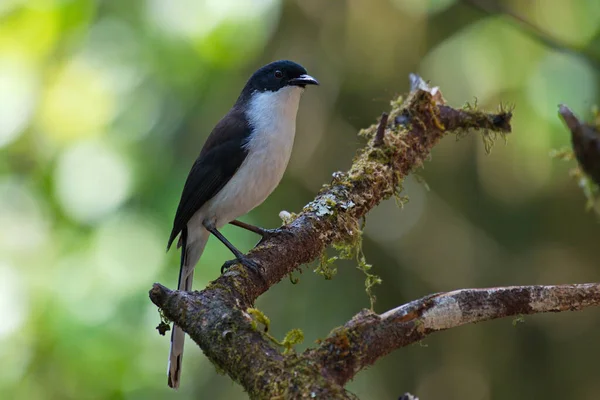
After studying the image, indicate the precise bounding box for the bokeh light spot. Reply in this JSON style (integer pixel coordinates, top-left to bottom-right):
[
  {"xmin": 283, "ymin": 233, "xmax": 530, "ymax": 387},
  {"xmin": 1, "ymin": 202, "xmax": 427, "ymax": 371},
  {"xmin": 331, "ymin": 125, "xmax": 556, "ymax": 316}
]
[
  {"xmin": 145, "ymin": 0, "xmax": 281, "ymax": 65},
  {"xmin": 0, "ymin": 179, "xmax": 48, "ymax": 253},
  {"xmin": 421, "ymin": 17, "xmax": 543, "ymax": 104},
  {"xmin": 0, "ymin": 262, "xmax": 29, "ymax": 339},
  {"xmin": 37, "ymin": 58, "xmax": 116, "ymax": 143},
  {"xmin": 0, "ymin": 3, "xmax": 60, "ymax": 61},
  {"xmin": 518, "ymin": 0, "xmax": 600, "ymax": 46},
  {"xmin": 0, "ymin": 0, "xmax": 19, "ymax": 17},
  {"xmin": 0, "ymin": 56, "xmax": 38, "ymax": 148},
  {"xmin": 54, "ymin": 252, "xmax": 120, "ymax": 325},
  {"xmin": 53, "ymin": 213, "xmax": 165, "ymax": 326},
  {"xmin": 0, "ymin": 324, "xmax": 31, "ymax": 386},
  {"xmin": 526, "ymin": 51, "xmax": 597, "ymax": 123},
  {"xmin": 146, "ymin": 0, "xmax": 279, "ymax": 39},
  {"xmin": 476, "ymin": 111, "xmax": 554, "ymax": 204},
  {"xmin": 92, "ymin": 213, "xmax": 165, "ymax": 293},
  {"xmin": 54, "ymin": 140, "xmax": 132, "ymax": 223}
]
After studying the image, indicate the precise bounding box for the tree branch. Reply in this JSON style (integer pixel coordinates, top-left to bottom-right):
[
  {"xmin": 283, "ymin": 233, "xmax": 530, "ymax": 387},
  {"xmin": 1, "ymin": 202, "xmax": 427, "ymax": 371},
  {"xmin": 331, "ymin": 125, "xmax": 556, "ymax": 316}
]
[
  {"xmin": 150, "ymin": 75, "xmax": 514, "ymax": 399},
  {"xmin": 311, "ymin": 284, "xmax": 600, "ymax": 385}
]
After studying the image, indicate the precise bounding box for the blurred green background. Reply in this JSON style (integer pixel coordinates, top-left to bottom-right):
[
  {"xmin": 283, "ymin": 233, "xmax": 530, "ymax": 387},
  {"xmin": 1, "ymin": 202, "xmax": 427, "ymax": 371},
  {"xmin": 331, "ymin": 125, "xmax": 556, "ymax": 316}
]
[{"xmin": 1, "ymin": 0, "xmax": 600, "ymax": 399}]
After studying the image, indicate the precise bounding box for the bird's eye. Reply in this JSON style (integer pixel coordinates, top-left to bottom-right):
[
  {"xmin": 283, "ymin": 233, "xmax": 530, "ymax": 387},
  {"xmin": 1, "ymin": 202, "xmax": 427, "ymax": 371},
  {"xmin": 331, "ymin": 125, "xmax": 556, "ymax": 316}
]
[{"xmin": 274, "ymin": 70, "xmax": 283, "ymax": 79}]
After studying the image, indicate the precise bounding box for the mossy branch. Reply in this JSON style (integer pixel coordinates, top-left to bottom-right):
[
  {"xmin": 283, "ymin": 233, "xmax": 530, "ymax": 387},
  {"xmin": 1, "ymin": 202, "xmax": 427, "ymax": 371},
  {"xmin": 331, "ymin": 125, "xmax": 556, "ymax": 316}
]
[{"xmin": 149, "ymin": 74, "xmax": 513, "ymax": 399}]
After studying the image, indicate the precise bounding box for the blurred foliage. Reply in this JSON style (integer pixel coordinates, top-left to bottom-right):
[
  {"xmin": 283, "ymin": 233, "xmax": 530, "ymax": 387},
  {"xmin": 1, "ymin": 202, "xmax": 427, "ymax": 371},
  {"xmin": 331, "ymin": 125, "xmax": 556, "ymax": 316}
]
[{"xmin": 1, "ymin": 1, "xmax": 599, "ymax": 399}]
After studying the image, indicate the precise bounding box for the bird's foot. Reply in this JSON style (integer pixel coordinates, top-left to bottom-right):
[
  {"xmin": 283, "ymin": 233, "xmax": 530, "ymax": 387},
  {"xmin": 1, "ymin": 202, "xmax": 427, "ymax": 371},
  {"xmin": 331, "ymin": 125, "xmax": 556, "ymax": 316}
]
[
  {"xmin": 221, "ymin": 256, "xmax": 262, "ymax": 275},
  {"xmin": 256, "ymin": 228, "xmax": 293, "ymax": 247}
]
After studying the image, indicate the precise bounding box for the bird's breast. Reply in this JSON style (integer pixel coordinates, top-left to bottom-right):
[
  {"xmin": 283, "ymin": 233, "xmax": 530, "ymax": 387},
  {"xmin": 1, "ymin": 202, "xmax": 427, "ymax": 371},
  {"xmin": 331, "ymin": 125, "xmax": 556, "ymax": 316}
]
[{"xmin": 204, "ymin": 86, "xmax": 303, "ymax": 227}]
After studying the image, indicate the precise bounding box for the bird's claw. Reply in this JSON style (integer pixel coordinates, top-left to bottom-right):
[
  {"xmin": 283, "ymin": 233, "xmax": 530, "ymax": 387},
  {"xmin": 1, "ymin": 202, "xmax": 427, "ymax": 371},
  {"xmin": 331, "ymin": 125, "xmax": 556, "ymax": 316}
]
[
  {"xmin": 221, "ymin": 256, "xmax": 262, "ymax": 275},
  {"xmin": 256, "ymin": 228, "xmax": 293, "ymax": 247}
]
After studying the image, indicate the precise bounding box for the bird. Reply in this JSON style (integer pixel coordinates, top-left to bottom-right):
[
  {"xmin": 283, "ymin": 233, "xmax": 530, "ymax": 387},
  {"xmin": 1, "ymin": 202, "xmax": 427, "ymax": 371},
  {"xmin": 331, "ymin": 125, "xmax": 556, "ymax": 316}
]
[{"xmin": 165, "ymin": 60, "xmax": 319, "ymax": 389}]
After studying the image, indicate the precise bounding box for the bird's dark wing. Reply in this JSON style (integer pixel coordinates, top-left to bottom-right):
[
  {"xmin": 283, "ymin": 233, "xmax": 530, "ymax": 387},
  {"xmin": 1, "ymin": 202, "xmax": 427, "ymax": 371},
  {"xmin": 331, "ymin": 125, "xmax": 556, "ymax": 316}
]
[{"xmin": 167, "ymin": 108, "xmax": 251, "ymax": 250}]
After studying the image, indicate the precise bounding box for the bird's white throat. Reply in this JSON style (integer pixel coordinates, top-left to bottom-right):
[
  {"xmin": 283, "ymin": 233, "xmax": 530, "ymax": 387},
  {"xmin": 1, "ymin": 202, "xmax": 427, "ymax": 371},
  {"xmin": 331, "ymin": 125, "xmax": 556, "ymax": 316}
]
[{"xmin": 244, "ymin": 85, "xmax": 304, "ymax": 152}]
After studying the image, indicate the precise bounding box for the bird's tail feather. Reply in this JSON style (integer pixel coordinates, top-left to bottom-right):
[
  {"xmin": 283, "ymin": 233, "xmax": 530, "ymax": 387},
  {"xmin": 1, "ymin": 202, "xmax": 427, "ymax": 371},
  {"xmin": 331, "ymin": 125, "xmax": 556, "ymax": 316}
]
[{"xmin": 167, "ymin": 227, "xmax": 209, "ymax": 389}]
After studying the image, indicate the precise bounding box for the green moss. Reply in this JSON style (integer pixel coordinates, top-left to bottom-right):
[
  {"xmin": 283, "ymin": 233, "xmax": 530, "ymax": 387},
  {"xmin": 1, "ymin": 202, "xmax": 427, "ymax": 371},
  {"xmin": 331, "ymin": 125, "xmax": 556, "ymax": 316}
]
[
  {"xmin": 247, "ymin": 307, "xmax": 271, "ymax": 332},
  {"xmin": 358, "ymin": 126, "xmax": 375, "ymax": 139},
  {"xmin": 315, "ymin": 216, "xmax": 381, "ymax": 309},
  {"xmin": 315, "ymin": 252, "xmax": 338, "ymax": 280},
  {"xmin": 570, "ymin": 167, "xmax": 600, "ymax": 212},
  {"xmin": 481, "ymin": 129, "xmax": 506, "ymax": 154},
  {"xmin": 279, "ymin": 210, "xmax": 298, "ymax": 225},
  {"xmin": 454, "ymin": 103, "xmax": 512, "ymax": 154},
  {"xmin": 246, "ymin": 308, "xmax": 306, "ymax": 357},
  {"xmin": 211, "ymin": 360, "xmax": 227, "ymax": 375},
  {"xmin": 281, "ymin": 329, "xmax": 304, "ymax": 355},
  {"xmin": 158, "ymin": 307, "xmax": 171, "ymax": 324},
  {"xmin": 463, "ymin": 97, "xmax": 479, "ymax": 111},
  {"xmin": 413, "ymin": 173, "xmax": 430, "ymax": 191},
  {"xmin": 156, "ymin": 308, "xmax": 171, "ymax": 336},
  {"xmin": 549, "ymin": 147, "xmax": 575, "ymax": 161},
  {"xmin": 512, "ymin": 314, "xmax": 526, "ymax": 326},
  {"xmin": 353, "ymin": 235, "xmax": 381, "ymax": 311},
  {"xmin": 205, "ymin": 281, "xmax": 230, "ymax": 294},
  {"xmin": 288, "ymin": 271, "xmax": 300, "ymax": 284},
  {"xmin": 394, "ymin": 189, "xmax": 410, "ymax": 209},
  {"xmin": 454, "ymin": 125, "xmax": 508, "ymax": 155},
  {"xmin": 390, "ymin": 95, "xmax": 404, "ymax": 108},
  {"xmin": 205, "ymin": 264, "xmax": 250, "ymax": 299},
  {"xmin": 551, "ymin": 147, "xmax": 600, "ymax": 213}
]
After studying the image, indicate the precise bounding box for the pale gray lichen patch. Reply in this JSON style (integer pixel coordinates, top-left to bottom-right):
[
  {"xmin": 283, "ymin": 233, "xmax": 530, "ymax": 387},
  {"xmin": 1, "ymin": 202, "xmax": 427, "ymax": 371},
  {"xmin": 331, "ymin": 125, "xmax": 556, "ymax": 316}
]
[
  {"xmin": 304, "ymin": 193, "xmax": 355, "ymax": 217},
  {"xmin": 421, "ymin": 296, "xmax": 463, "ymax": 330}
]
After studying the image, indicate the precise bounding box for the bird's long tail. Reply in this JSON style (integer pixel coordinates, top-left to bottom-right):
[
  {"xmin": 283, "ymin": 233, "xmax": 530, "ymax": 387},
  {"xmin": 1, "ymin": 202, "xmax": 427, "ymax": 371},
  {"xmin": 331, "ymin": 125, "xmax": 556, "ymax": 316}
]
[{"xmin": 168, "ymin": 227, "xmax": 209, "ymax": 389}]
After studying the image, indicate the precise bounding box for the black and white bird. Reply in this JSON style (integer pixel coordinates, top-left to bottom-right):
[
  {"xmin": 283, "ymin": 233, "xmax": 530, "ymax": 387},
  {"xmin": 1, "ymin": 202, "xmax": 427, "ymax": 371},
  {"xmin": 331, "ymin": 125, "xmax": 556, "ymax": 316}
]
[{"xmin": 165, "ymin": 60, "xmax": 318, "ymax": 388}]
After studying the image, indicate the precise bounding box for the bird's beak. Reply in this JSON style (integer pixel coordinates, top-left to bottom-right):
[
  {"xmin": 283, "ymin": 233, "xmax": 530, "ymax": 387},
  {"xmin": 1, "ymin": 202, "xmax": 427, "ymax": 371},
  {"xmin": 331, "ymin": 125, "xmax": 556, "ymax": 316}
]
[{"xmin": 289, "ymin": 74, "xmax": 319, "ymax": 87}]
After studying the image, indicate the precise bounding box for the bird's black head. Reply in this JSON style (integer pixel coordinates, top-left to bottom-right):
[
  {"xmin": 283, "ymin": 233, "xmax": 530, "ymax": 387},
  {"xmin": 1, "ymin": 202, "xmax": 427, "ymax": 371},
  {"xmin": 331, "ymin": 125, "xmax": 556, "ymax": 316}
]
[{"xmin": 244, "ymin": 60, "xmax": 319, "ymax": 94}]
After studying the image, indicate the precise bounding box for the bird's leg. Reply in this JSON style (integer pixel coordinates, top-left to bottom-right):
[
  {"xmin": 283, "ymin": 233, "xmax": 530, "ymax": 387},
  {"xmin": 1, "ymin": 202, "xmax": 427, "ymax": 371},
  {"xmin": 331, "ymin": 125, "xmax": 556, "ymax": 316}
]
[
  {"xmin": 229, "ymin": 220, "xmax": 270, "ymax": 236},
  {"xmin": 229, "ymin": 219, "xmax": 291, "ymax": 246},
  {"xmin": 202, "ymin": 220, "xmax": 261, "ymax": 274}
]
